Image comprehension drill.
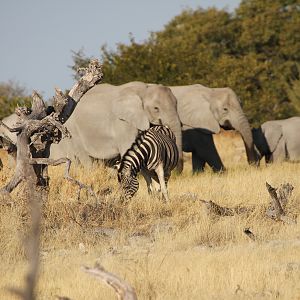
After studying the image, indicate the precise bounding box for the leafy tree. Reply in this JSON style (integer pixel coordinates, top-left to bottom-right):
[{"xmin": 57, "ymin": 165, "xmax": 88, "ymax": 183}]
[
  {"xmin": 71, "ymin": 0, "xmax": 300, "ymax": 125},
  {"xmin": 0, "ymin": 81, "xmax": 31, "ymax": 119}
]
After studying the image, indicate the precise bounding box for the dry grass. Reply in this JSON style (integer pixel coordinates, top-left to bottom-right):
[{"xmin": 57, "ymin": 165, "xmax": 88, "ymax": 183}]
[{"xmin": 0, "ymin": 131, "xmax": 300, "ymax": 299}]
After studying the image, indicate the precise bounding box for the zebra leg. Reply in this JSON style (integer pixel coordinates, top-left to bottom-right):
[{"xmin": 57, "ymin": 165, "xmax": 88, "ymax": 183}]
[
  {"xmin": 164, "ymin": 172, "xmax": 171, "ymax": 188},
  {"xmin": 141, "ymin": 169, "xmax": 153, "ymax": 194},
  {"xmin": 141, "ymin": 169, "xmax": 161, "ymax": 194},
  {"xmin": 155, "ymin": 164, "xmax": 169, "ymax": 202}
]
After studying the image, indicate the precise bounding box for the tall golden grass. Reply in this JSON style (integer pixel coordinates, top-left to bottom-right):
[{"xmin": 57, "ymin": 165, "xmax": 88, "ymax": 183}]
[{"xmin": 0, "ymin": 131, "xmax": 299, "ymax": 299}]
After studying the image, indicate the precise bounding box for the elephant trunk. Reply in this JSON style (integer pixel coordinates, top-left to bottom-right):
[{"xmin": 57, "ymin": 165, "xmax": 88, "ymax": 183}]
[
  {"xmin": 230, "ymin": 113, "xmax": 259, "ymax": 166},
  {"xmin": 164, "ymin": 117, "xmax": 183, "ymax": 173}
]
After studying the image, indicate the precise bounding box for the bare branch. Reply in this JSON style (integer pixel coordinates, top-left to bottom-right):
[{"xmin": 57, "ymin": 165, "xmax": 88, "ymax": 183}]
[
  {"xmin": 29, "ymin": 158, "xmax": 100, "ymax": 202},
  {"xmin": 53, "ymin": 88, "xmax": 68, "ymax": 115},
  {"xmin": 55, "ymin": 296, "xmax": 72, "ymax": 300},
  {"xmin": 24, "ymin": 116, "xmax": 70, "ymax": 138},
  {"xmin": 60, "ymin": 59, "xmax": 103, "ymax": 123},
  {"xmin": 69, "ymin": 59, "xmax": 103, "ymax": 101},
  {"xmin": 30, "ymin": 90, "xmax": 47, "ymax": 119},
  {"xmin": 0, "ymin": 173, "xmax": 23, "ymax": 194},
  {"xmin": 82, "ymin": 264, "xmax": 137, "ymax": 300}
]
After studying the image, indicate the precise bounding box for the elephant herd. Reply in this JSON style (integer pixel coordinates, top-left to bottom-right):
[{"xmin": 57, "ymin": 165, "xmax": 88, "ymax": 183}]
[{"xmin": 1, "ymin": 81, "xmax": 300, "ymax": 172}]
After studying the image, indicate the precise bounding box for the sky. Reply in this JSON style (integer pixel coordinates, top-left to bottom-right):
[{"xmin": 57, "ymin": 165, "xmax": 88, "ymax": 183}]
[{"xmin": 0, "ymin": 0, "xmax": 241, "ymax": 100}]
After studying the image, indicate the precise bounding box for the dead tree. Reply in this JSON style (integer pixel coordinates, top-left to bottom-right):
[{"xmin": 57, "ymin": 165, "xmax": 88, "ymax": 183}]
[
  {"xmin": 1, "ymin": 59, "xmax": 103, "ymax": 300},
  {"xmin": 0, "ymin": 59, "xmax": 103, "ymax": 195}
]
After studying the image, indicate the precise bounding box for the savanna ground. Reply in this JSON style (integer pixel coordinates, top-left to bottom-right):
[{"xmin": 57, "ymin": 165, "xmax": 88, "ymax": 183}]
[{"xmin": 0, "ymin": 131, "xmax": 299, "ymax": 299}]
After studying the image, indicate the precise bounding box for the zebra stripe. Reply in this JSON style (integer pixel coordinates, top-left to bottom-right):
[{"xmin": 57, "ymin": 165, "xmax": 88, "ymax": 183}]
[{"xmin": 117, "ymin": 125, "xmax": 179, "ymax": 201}]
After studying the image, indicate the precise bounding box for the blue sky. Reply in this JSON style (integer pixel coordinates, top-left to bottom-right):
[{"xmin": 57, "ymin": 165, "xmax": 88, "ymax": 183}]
[{"xmin": 0, "ymin": 0, "xmax": 241, "ymax": 100}]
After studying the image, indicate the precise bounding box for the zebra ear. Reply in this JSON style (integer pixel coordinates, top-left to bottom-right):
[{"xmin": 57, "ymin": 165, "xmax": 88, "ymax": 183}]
[{"xmin": 114, "ymin": 160, "xmax": 121, "ymax": 171}]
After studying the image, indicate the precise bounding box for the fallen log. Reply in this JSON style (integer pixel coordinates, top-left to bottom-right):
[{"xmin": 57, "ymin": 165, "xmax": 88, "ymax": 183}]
[{"xmin": 198, "ymin": 199, "xmax": 254, "ymax": 217}]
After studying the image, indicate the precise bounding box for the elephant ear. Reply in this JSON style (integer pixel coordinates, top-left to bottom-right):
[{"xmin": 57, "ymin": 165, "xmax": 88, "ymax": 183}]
[
  {"xmin": 112, "ymin": 91, "xmax": 149, "ymax": 131},
  {"xmin": 262, "ymin": 122, "xmax": 283, "ymax": 153},
  {"xmin": 177, "ymin": 92, "xmax": 220, "ymax": 133}
]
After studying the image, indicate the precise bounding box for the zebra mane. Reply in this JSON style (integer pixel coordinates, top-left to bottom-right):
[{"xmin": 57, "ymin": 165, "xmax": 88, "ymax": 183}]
[
  {"xmin": 119, "ymin": 129, "xmax": 148, "ymax": 168},
  {"xmin": 120, "ymin": 124, "xmax": 171, "ymax": 171}
]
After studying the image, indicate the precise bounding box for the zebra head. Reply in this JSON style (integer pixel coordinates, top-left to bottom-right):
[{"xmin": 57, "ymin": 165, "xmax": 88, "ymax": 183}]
[{"xmin": 117, "ymin": 166, "xmax": 139, "ymax": 200}]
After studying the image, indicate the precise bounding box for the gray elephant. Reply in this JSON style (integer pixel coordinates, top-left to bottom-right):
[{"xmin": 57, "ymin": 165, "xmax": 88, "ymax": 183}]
[
  {"xmin": 252, "ymin": 117, "xmax": 300, "ymax": 163},
  {"xmin": 168, "ymin": 84, "xmax": 258, "ymax": 172},
  {"xmin": 50, "ymin": 83, "xmax": 183, "ymax": 171},
  {"xmin": 0, "ymin": 113, "xmax": 18, "ymax": 157},
  {"xmin": 0, "ymin": 84, "xmax": 183, "ymax": 173}
]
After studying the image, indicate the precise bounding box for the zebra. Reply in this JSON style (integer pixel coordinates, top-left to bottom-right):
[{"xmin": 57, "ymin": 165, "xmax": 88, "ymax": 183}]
[{"xmin": 116, "ymin": 124, "xmax": 179, "ymax": 201}]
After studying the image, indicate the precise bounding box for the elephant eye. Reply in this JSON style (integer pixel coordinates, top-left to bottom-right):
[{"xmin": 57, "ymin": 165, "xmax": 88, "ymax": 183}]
[
  {"xmin": 154, "ymin": 106, "xmax": 159, "ymax": 112},
  {"xmin": 223, "ymin": 107, "xmax": 228, "ymax": 112}
]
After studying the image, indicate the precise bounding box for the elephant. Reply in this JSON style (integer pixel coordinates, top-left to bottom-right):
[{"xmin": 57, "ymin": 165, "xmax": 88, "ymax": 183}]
[
  {"xmin": 50, "ymin": 83, "xmax": 183, "ymax": 171},
  {"xmin": 252, "ymin": 117, "xmax": 300, "ymax": 163},
  {"xmin": 0, "ymin": 113, "xmax": 18, "ymax": 156},
  {"xmin": 168, "ymin": 84, "xmax": 259, "ymax": 172},
  {"xmin": 0, "ymin": 84, "xmax": 183, "ymax": 173},
  {"xmin": 0, "ymin": 113, "xmax": 19, "ymax": 167}
]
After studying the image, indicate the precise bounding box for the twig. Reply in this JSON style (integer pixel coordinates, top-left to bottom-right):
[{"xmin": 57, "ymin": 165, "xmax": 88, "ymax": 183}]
[
  {"xmin": 62, "ymin": 202, "xmax": 83, "ymax": 227},
  {"xmin": 29, "ymin": 157, "xmax": 100, "ymax": 203},
  {"xmin": 82, "ymin": 264, "xmax": 137, "ymax": 300}
]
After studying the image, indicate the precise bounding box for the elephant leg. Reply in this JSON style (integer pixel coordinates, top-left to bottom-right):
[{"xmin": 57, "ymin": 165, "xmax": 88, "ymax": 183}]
[
  {"xmin": 265, "ymin": 153, "xmax": 272, "ymax": 164},
  {"xmin": 204, "ymin": 135, "xmax": 225, "ymax": 172},
  {"xmin": 193, "ymin": 134, "xmax": 225, "ymax": 173},
  {"xmin": 191, "ymin": 152, "xmax": 206, "ymax": 173},
  {"xmin": 183, "ymin": 129, "xmax": 224, "ymax": 173},
  {"xmin": 77, "ymin": 153, "xmax": 94, "ymax": 168},
  {"xmin": 271, "ymin": 138, "xmax": 286, "ymax": 163}
]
